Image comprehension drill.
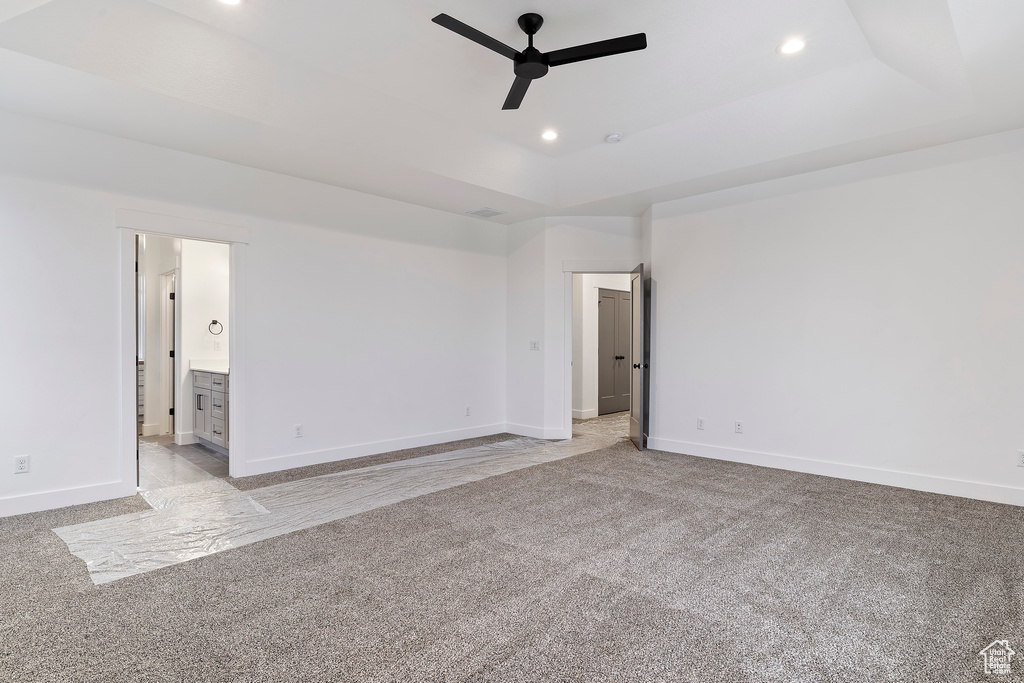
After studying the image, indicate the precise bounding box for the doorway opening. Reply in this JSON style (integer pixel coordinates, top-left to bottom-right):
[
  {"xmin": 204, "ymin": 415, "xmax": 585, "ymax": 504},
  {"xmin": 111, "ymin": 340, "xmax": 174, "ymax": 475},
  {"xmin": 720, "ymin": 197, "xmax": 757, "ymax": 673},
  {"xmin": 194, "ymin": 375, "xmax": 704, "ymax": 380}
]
[
  {"xmin": 571, "ymin": 272, "xmax": 633, "ymax": 445},
  {"xmin": 564, "ymin": 263, "xmax": 648, "ymax": 450},
  {"xmin": 135, "ymin": 233, "xmax": 232, "ymax": 491}
]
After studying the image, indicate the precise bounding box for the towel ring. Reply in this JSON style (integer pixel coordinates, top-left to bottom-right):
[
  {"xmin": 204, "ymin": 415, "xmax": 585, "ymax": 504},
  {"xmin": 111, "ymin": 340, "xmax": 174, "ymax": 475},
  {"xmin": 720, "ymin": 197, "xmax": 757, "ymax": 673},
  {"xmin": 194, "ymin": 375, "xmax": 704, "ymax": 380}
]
[{"xmin": 209, "ymin": 320, "xmax": 223, "ymax": 335}]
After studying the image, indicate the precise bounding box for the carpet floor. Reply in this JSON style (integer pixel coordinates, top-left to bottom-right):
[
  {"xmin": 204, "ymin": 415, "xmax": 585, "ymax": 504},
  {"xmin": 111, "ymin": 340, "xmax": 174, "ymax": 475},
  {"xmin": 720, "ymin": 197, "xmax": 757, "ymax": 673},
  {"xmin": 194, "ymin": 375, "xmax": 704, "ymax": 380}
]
[{"xmin": 1, "ymin": 418, "xmax": 1022, "ymax": 681}]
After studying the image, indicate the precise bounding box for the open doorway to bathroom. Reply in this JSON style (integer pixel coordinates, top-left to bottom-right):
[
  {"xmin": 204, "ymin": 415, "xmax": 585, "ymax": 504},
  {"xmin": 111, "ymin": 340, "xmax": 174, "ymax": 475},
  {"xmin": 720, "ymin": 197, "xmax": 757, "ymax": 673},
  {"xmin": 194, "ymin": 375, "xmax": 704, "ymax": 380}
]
[
  {"xmin": 571, "ymin": 273, "xmax": 633, "ymax": 444},
  {"xmin": 135, "ymin": 234, "xmax": 231, "ymax": 491}
]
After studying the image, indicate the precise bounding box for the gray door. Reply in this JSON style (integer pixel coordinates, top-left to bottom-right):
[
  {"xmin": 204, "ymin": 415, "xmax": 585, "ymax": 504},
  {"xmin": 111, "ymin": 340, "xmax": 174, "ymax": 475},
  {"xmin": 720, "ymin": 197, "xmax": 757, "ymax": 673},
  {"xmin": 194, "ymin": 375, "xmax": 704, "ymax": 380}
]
[
  {"xmin": 630, "ymin": 264, "xmax": 648, "ymax": 449},
  {"xmin": 598, "ymin": 288, "xmax": 631, "ymax": 415}
]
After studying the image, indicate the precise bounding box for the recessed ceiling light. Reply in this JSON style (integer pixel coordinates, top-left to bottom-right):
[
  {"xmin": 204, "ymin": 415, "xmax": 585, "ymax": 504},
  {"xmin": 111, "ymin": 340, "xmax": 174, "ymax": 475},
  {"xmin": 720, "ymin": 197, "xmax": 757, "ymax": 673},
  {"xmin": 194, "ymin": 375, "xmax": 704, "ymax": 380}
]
[
  {"xmin": 219, "ymin": 0, "xmax": 242, "ymax": 5},
  {"xmin": 605, "ymin": 132, "xmax": 623, "ymax": 144},
  {"xmin": 541, "ymin": 129, "xmax": 559, "ymax": 141},
  {"xmin": 777, "ymin": 38, "xmax": 806, "ymax": 55}
]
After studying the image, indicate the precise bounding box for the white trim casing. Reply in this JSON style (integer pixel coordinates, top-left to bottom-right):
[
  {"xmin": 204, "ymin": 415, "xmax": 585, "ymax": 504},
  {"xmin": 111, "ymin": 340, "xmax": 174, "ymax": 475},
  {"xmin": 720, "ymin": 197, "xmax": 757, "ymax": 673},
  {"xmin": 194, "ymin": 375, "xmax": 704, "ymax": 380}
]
[
  {"xmin": 117, "ymin": 210, "xmax": 249, "ymax": 492},
  {"xmin": 116, "ymin": 209, "xmax": 250, "ymax": 244},
  {"xmin": 562, "ymin": 259, "xmax": 639, "ymax": 273},
  {"xmin": 227, "ymin": 242, "xmax": 247, "ymax": 478},
  {"xmin": 119, "ymin": 228, "xmax": 139, "ymax": 494},
  {"xmin": 647, "ymin": 438, "xmax": 1024, "ymax": 508}
]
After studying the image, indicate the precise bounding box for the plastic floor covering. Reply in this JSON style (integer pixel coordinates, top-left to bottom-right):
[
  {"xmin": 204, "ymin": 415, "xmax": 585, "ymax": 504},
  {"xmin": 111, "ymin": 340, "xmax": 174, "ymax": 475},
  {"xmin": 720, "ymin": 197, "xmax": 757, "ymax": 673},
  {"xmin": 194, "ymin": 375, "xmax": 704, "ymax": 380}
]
[{"xmin": 55, "ymin": 416, "xmax": 631, "ymax": 585}]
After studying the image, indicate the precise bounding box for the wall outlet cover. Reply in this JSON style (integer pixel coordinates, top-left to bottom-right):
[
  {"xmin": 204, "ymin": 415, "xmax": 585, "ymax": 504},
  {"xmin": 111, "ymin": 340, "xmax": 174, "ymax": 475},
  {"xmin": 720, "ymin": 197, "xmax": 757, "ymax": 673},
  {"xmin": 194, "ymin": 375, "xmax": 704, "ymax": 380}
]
[
  {"xmin": 697, "ymin": 418, "xmax": 705, "ymax": 430},
  {"xmin": 1018, "ymin": 450, "xmax": 1024, "ymax": 467},
  {"xmin": 13, "ymin": 455, "xmax": 29, "ymax": 474},
  {"xmin": 734, "ymin": 421, "xmax": 743, "ymax": 434},
  {"xmin": 529, "ymin": 341, "xmax": 540, "ymax": 351},
  {"xmin": 294, "ymin": 424, "xmax": 303, "ymax": 438}
]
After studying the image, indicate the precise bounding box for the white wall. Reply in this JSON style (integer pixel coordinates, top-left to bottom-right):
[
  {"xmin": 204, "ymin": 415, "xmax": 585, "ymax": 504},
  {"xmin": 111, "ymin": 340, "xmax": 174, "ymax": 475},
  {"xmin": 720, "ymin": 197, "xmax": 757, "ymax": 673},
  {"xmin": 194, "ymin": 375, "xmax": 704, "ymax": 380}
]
[
  {"xmin": 141, "ymin": 234, "xmax": 179, "ymax": 435},
  {"xmin": 0, "ymin": 111, "xmax": 508, "ymax": 516},
  {"xmin": 506, "ymin": 217, "xmax": 643, "ymax": 438},
  {"xmin": 648, "ymin": 148, "xmax": 1024, "ymax": 506},
  {"xmin": 543, "ymin": 219, "xmax": 643, "ymax": 435},
  {"xmin": 505, "ymin": 219, "xmax": 546, "ymax": 433},
  {"xmin": 572, "ymin": 273, "xmax": 631, "ymax": 419}
]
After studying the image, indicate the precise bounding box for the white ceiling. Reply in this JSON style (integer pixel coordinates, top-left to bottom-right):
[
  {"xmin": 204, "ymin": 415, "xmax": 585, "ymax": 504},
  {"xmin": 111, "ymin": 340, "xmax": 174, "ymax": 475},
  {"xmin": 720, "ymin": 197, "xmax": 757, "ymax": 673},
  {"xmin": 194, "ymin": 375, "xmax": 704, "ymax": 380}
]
[{"xmin": 0, "ymin": 0, "xmax": 1022, "ymax": 223}]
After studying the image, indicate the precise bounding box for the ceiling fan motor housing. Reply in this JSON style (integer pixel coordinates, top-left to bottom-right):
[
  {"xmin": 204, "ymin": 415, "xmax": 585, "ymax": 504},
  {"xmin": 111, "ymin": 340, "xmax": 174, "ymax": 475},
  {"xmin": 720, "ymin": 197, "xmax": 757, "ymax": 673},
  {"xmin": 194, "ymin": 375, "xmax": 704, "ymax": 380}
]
[
  {"xmin": 514, "ymin": 14, "xmax": 549, "ymax": 79},
  {"xmin": 515, "ymin": 48, "xmax": 549, "ymax": 79}
]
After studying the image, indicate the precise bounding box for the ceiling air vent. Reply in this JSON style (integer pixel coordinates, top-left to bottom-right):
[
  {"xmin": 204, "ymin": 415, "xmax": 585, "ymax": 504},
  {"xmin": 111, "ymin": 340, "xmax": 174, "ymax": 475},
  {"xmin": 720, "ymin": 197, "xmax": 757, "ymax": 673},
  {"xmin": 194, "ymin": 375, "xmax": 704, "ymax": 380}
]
[{"xmin": 466, "ymin": 207, "xmax": 506, "ymax": 219}]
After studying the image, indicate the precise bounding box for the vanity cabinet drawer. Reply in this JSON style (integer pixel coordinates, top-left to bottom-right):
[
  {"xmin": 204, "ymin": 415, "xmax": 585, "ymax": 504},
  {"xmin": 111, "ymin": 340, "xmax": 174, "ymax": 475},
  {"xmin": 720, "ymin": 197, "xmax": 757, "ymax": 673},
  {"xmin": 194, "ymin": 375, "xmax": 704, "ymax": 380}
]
[
  {"xmin": 210, "ymin": 419, "xmax": 227, "ymax": 448},
  {"xmin": 210, "ymin": 373, "xmax": 226, "ymax": 391},
  {"xmin": 193, "ymin": 371, "xmax": 212, "ymax": 389},
  {"xmin": 211, "ymin": 391, "xmax": 226, "ymax": 421}
]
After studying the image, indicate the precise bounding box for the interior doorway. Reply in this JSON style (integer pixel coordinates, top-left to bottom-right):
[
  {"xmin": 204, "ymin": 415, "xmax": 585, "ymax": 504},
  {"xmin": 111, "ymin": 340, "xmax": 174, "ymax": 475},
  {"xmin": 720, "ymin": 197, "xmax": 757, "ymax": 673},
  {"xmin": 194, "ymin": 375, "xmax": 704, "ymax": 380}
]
[
  {"xmin": 566, "ymin": 263, "xmax": 649, "ymax": 450},
  {"xmin": 572, "ymin": 273, "xmax": 633, "ymax": 440},
  {"xmin": 134, "ymin": 233, "xmax": 232, "ymax": 491}
]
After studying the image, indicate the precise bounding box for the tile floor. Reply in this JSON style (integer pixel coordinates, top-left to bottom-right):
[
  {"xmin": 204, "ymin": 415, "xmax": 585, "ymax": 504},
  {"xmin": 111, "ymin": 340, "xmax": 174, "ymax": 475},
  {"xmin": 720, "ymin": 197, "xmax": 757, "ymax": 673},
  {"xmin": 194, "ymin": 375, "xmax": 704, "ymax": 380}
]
[{"xmin": 138, "ymin": 436, "xmax": 228, "ymax": 491}]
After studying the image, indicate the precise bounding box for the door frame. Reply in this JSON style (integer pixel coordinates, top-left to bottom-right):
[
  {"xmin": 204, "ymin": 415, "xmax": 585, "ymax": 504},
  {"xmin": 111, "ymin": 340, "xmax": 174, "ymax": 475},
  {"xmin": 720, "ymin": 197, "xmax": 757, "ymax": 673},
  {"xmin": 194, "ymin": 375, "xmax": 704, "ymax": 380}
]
[
  {"xmin": 118, "ymin": 210, "xmax": 250, "ymax": 483},
  {"xmin": 561, "ymin": 260, "xmax": 647, "ymax": 446}
]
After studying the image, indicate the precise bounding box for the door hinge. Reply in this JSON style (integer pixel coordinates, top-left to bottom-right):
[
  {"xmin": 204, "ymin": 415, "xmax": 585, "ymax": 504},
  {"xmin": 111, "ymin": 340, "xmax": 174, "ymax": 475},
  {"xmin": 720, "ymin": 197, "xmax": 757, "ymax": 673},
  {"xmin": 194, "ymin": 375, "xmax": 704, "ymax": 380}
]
[
  {"xmin": 169, "ymin": 408, "xmax": 174, "ymax": 416},
  {"xmin": 169, "ymin": 292, "xmax": 175, "ymax": 300},
  {"xmin": 169, "ymin": 350, "xmax": 175, "ymax": 358}
]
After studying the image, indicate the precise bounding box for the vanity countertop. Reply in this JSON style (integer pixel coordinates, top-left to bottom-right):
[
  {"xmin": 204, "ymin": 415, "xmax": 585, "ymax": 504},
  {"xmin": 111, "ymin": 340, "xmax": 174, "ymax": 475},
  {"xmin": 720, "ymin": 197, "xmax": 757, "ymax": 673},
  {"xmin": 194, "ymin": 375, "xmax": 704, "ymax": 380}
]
[{"xmin": 190, "ymin": 360, "xmax": 229, "ymax": 374}]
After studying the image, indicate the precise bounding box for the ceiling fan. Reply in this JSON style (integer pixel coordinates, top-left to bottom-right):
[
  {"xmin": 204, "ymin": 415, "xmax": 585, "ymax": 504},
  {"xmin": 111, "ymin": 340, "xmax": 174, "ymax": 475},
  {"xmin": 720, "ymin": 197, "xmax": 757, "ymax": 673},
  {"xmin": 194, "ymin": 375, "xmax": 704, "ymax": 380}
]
[{"xmin": 432, "ymin": 12, "xmax": 647, "ymax": 110}]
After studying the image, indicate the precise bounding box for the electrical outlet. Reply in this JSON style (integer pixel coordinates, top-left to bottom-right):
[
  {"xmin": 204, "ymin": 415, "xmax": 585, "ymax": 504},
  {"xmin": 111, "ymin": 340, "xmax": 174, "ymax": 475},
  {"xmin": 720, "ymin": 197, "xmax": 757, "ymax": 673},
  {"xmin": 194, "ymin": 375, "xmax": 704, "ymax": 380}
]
[
  {"xmin": 214, "ymin": 340, "xmax": 222, "ymax": 351},
  {"xmin": 465, "ymin": 406, "xmax": 471, "ymax": 417},
  {"xmin": 294, "ymin": 424, "xmax": 303, "ymax": 438},
  {"xmin": 529, "ymin": 341, "xmax": 540, "ymax": 351},
  {"xmin": 734, "ymin": 421, "xmax": 743, "ymax": 434},
  {"xmin": 1017, "ymin": 450, "xmax": 1024, "ymax": 467},
  {"xmin": 13, "ymin": 455, "xmax": 29, "ymax": 474},
  {"xmin": 696, "ymin": 418, "xmax": 705, "ymax": 430}
]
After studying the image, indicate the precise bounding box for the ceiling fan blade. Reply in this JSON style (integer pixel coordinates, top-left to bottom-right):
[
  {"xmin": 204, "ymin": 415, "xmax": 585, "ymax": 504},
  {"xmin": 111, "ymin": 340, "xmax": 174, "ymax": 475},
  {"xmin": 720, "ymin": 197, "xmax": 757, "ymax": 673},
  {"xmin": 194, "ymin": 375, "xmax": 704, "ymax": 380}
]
[
  {"xmin": 432, "ymin": 13, "xmax": 521, "ymax": 61},
  {"xmin": 502, "ymin": 76, "xmax": 532, "ymax": 110},
  {"xmin": 545, "ymin": 33, "xmax": 647, "ymax": 67}
]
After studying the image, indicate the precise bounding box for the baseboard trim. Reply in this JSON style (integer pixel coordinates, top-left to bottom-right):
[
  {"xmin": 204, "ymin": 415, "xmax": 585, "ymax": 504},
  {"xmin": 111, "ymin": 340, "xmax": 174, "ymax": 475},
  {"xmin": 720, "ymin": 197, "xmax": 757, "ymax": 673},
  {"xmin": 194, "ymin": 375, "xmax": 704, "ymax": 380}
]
[
  {"xmin": 572, "ymin": 409, "xmax": 598, "ymax": 420},
  {"xmin": 0, "ymin": 480, "xmax": 136, "ymax": 518},
  {"xmin": 175, "ymin": 432, "xmax": 196, "ymax": 446},
  {"xmin": 141, "ymin": 423, "xmax": 161, "ymax": 437},
  {"xmin": 244, "ymin": 423, "xmax": 511, "ymax": 477},
  {"xmin": 647, "ymin": 438, "xmax": 1024, "ymax": 507},
  {"xmin": 505, "ymin": 423, "xmax": 546, "ymax": 439},
  {"xmin": 505, "ymin": 424, "xmax": 570, "ymax": 440}
]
